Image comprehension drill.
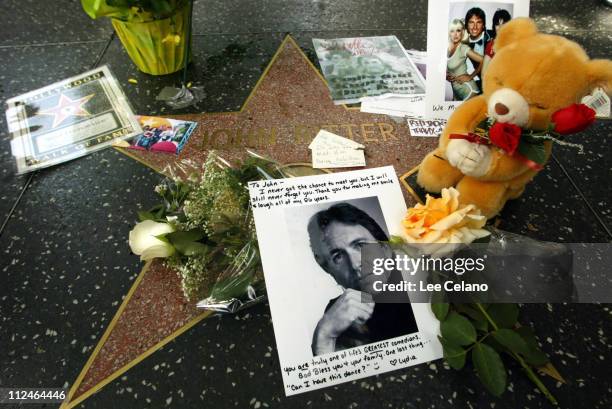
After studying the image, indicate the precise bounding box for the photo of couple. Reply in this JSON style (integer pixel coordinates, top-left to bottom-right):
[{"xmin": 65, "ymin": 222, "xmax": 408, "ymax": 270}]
[{"xmin": 446, "ymin": 3, "xmax": 514, "ymax": 101}]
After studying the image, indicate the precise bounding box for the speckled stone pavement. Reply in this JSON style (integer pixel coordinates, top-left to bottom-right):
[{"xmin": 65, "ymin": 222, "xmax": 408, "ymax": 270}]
[{"xmin": 0, "ymin": 1, "xmax": 611, "ymax": 409}]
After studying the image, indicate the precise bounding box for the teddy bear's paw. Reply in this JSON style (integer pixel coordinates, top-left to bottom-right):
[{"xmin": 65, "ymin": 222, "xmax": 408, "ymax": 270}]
[{"xmin": 446, "ymin": 139, "xmax": 492, "ymax": 177}]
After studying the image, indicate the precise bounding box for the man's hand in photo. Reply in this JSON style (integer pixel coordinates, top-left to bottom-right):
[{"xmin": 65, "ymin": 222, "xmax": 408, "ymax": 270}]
[{"xmin": 312, "ymin": 289, "xmax": 374, "ymax": 355}]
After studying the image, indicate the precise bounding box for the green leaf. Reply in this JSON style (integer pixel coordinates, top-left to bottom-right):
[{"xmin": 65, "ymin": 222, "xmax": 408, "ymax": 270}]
[
  {"xmin": 154, "ymin": 206, "xmax": 165, "ymax": 219},
  {"xmin": 493, "ymin": 329, "xmax": 530, "ymax": 356},
  {"xmin": 473, "ymin": 319, "xmax": 488, "ymax": 332},
  {"xmin": 515, "ymin": 326, "xmax": 536, "ymax": 344},
  {"xmin": 166, "ymin": 229, "xmax": 206, "ymax": 244},
  {"xmin": 472, "ymin": 343, "xmax": 507, "ymax": 396},
  {"xmin": 178, "ymin": 181, "xmax": 191, "ymax": 198},
  {"xmin": 153, "ymin": 233, "xmax": 170, "ymax": 243},
  {"xmin": 149, "ymin": 204, "xmax": 163, "ymax": 212},
  {"xmin": 431, "ymin": 302, "xmax": 449, "ymax": 321},
  {"xmin": 518, "ymin": 139, "xmax": 547, "ymax": 165},
  {"xmin": 515, "ymin": 327, "xmax": 549, "ymax": 366},
  {"xmin": 455, "ymin": 304, "xmax": 488, "ymax": 332},
  {"xmin": 137, "ymin": 210, "xmax": 156, "ymax": 221},
  {"xmin": 175, "ymin": 241, "xmax": 209, "ymax": 257},
  {"xmin": 142, "ymin": 204, "xmax": 164, "ymax": 220},
  {"xmin": 440, "ymin": 312, "xmax": 477, "ymax": 346},
  {"xmin": 430, "ymin": 290, "xmax": 449, "ymax": 320},
  {"xmin": 487, "ymin": 304, "xmax": 519, "ymax": 329},
  {"xmin": 522, "ymin": 347, "xmax": 549, "ymax": 366},
  {"xmin": 166, "ymin": 229, "xmax": 209, "ymax": 256},
  {"xmin": 438, "ymin": 336, "xmax": 466, "ymax": 370},
  {"xmin": 475, "ymin": 119, "xmax": 490, "ymax": 131},
  {"xmin": 483, "ymin": 335, "xmax": 506, "ymax": 353}
]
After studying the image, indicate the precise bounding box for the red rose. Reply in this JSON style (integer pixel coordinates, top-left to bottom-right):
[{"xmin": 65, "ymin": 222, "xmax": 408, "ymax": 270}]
[
  {"xmin": 489, "ymin": 122, "xmax": 522, "ymax": 155},
  {"xmin": 551, "ymin": 104, "xmax": 596, "ymax": 134}
]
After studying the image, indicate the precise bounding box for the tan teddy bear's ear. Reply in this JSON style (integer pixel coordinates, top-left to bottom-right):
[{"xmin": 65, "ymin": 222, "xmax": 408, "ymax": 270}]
[
  {"xmin": 587, "ymin": 59, "xmax": 612, "ymax": 94},
  {"xmin": 494, "ymin": 18, "xmax": 538, "ymax": 53}
]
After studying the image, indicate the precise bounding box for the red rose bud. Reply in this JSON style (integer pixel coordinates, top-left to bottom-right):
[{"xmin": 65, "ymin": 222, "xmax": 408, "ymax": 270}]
[
  {"xmin": 489, "ymin": 122, "xmax": 522, "ymax": 155},
  {"xmin": 552, "ymin": 103, "xmax": 596, "ymax": 134}
]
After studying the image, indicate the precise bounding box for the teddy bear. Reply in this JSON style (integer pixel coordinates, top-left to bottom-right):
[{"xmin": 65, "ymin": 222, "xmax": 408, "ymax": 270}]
[{"xmin": 416, "ymin": 18, "xmax": 612, "ymax": 218}]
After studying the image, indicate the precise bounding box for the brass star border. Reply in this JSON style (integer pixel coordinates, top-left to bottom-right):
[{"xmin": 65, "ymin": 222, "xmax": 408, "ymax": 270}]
[
  {"xmin": 61, "ymin": 35, "xmax": 435, "ymax": 408},
  {"xmin": 61, "ymin": 263, "xmax": 213, "ymax": 409}
]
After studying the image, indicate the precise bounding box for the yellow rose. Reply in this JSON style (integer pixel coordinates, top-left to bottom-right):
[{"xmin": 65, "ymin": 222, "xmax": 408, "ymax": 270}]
[
  {"xmin": 129, "ymin": 220, "xmax": 175, "ymax": 261},
  {"xmin": 402, "ymin": 187, "xmax": 489, "ymax": 245}
]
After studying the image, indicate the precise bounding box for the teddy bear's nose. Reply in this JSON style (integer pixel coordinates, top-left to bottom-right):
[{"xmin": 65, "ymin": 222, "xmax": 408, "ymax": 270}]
[{"xmin": 495, "ymin": 103, "xmax": 510, "ymax": 115}]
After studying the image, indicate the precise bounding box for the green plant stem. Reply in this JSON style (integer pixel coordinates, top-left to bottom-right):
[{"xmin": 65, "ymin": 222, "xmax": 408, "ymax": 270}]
[
  {"xmin": 470, "ymin": 332, "xmax": 491, "ymax": 351},
  {"xmin": 475, "ymin": 303, "xmax": 558, "ymax": 405},
  {"xmin": 446, "ymin": 333, "xmax": 491, "ymax": 360},
  {"xmin": 474, "ymin": 303, "xmax": 498, "ymax": 331}
]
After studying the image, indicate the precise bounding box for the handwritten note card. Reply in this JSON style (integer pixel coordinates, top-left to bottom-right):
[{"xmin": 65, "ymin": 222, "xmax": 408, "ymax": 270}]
[
  {"xmin": 407, "ymin": 118, "xmax": 446, "ymax": 138},
  {"xmin": 309, "ymin": 130, "xmax": 366, "ymax": 168},
  {"xmin": 248, "ymin": 167, "xmax": 442, "ymax": 395}
]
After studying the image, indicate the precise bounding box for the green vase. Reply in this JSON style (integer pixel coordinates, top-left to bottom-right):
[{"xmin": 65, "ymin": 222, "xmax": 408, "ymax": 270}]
[{"xmin": 111, "ymin": 5, "xmax": 190, "ymax": 75}]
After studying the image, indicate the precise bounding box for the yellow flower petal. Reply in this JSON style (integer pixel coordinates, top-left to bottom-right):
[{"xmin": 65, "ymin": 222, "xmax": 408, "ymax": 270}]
[
  {"xmin": 401, "ymin": 187, "xmax": 489, "ymax": 251},
  {"xmin": 430, "ymin": 206, "xmax": 469, "ymax": 231}
]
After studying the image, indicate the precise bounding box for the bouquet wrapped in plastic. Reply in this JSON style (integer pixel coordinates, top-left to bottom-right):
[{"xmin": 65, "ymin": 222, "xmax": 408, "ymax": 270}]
[{"xmin": 128, "ymin": 150, "xmax": 325, "ymax": 312}]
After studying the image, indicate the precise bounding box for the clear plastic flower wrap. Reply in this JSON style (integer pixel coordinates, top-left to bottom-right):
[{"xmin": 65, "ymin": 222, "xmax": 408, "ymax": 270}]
[
  {"xmin": 195, "ymin": 151, "xmax": 329, "ymax": 312},
  {"xmin": 130, "ymin": 149, "xmax": 326, "ymax": 313}
]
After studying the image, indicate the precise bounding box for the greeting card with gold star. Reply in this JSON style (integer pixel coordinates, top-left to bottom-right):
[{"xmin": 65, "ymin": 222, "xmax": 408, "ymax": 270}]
[{"xmin": 5, "ymin": 65, "xmax": 141, "ymax": 174}]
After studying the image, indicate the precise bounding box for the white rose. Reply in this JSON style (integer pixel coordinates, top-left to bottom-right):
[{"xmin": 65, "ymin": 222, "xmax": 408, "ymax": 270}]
[{"xmin": 129, "ymin": 220, "xmax": 176, "ymax": 261}]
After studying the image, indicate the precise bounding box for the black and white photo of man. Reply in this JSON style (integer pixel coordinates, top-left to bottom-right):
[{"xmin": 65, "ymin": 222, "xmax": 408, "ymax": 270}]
[
  {"xmin": 307, "ymin": 202, "xmax": 418, "ymax": 356},
  {"xmin": 250, "ymin": 168, "xmax": 444, "ymax": 394}
]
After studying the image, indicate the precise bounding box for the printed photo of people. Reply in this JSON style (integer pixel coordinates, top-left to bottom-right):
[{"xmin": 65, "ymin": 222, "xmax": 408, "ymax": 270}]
[
  {"xmin": 445, "ymin": 2, "xmax": 513, "ymax": 102},
  {"xmin": 129, "ymin": 116, "xmax": 197, "ymax": 155},
  {"xmin": 283, "ymin": 197, "xmax": 418, "ymax": 357}
]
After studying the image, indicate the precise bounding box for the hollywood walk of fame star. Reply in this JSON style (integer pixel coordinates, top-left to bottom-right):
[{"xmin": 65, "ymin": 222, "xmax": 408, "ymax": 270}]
[
  {"xmin": 60, "ymin": 36, "xmax": 435, "ymax": 409},
  {"xmin": 39, "ymin": 93, "xmax": 95, "ymax": 128}
]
